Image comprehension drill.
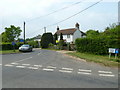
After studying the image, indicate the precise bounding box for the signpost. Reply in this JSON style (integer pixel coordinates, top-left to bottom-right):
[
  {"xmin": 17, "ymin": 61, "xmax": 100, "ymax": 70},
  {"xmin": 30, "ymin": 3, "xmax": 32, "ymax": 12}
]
[
  {"xmin": 12, "ymin": 42, "xmax": 16, "ymax": 52},
  {"xmin": 109, "ymin": 48, "xmax": 119, "ymax": 59}
]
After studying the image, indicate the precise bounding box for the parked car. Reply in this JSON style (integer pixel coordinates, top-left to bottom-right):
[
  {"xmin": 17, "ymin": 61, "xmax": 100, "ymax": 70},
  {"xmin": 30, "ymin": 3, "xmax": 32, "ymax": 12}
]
[{"xmin": 19, "ymin": 44, "xmax": 33, "ymax": 52}]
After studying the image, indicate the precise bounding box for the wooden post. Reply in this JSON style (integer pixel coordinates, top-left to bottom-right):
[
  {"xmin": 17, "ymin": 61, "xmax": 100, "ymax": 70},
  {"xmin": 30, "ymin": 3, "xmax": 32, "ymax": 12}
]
[{"xmin": 109, "ymin": 53, "xmax": 111, "ymax": 59}]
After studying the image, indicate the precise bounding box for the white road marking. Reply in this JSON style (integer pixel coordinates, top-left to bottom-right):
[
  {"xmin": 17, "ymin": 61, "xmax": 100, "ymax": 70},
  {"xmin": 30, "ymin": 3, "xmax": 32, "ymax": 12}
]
[
  {"xmin": 43, "ymin": 68, "xmax": 54, "ymax": 71},
  {"xmin": 4, "ymin": 64, "xmax": 14, "ymax": 67},
  {"xmin": 16, "ymin": 66, "xmax": 26, "ymax": 68},
  {"xmin": 61, "ymin": 67, "xmax": 73, "ymax": 71},
  {"xmin": 13, "ymin": 57, "xmax": 33, "ymax": 63},
  {"xmin": 99, "ymin": 74, "xmax": 115, "ymax": 77},
  {"xmin": 37, "ymin": 53, "xmax": 41, "ymax": 55},
  {"xmin": 59, "ymin": 70, "xmax": 72, "ymax": 73},
  {"xmin": 22, "ymin": 64, "xmax": 30, "ymax": 66},
  {"xmin": 34, "ymin": 65, "xmax": 42, "ymax": 67},
  {"xmin": 78, "ymin": 72, "xmax": 91, "ymax": 75},
  {"xmin": 0, "ymin": 64, "xmax": 2, "ymax": 66},
  {"xmin": 28, "ymin": 67, "xmax": 39, "ymax": 70},
  {"xmin": 47, "ymin": 66, "xmax": 57, "ymax": 69},
  {"xmin": 98, "ymin": 71, "xmax": 112, "ymax": 74},
  {"xmin": 11, "ymin": 63, "xmax": 19, "ymax": 65},
  {"xmin": 78, "ymin": 69, "xmax": 91, "ymax": 72}
]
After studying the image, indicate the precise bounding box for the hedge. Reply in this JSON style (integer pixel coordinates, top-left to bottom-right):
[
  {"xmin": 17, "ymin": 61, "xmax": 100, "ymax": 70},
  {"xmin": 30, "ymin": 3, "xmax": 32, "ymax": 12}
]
[
  {"xmin": 75, "ymin": 38, "xmax": 119, "ymax": 55},
  {"xmin": 1, "ymin": 41, "xmax": 39, "ymax": 50}
]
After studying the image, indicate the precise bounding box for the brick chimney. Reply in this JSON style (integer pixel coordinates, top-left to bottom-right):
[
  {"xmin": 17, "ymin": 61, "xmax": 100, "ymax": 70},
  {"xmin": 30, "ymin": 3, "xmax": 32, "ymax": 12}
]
[{"xmin": 75, "ymin": 23, "xmax": 80, "ymax": 30}]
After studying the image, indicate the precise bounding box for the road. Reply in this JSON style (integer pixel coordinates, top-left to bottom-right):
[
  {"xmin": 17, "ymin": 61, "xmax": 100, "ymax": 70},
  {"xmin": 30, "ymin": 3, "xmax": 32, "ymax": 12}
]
[{"xmin": 1, "ymin": 49, "xmax": 119, "ymax": 88}]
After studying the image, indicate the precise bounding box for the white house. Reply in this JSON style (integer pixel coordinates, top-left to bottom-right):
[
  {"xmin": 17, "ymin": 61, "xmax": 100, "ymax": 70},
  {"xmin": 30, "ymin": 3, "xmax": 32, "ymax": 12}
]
[{"xmin": 55, "ymin": 23, "xmax": 86, "ymax": 43}]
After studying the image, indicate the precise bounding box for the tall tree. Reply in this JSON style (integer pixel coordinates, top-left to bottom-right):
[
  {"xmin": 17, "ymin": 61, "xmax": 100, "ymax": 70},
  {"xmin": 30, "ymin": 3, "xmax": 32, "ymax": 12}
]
[
  {"xmin": 41, "ymin": 33, "xmax": 53, "ymax": 48},
  {"xmin": 54, "ymin": 33, "xmax": 58, "ymax": 41},
  {"xmin": 60, "ymin": 33, "xmax": 63, "ymax": 40},
  {"xmin": 5, "ymin": 25, "xmax": 22, "ymax": 42}
]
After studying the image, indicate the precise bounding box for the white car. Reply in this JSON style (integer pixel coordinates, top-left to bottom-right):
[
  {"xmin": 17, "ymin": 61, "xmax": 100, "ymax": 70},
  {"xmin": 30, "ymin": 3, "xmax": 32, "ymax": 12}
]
[{"xmin": 19, "ymin": 44, "xmax": 33, "ymax": 52}]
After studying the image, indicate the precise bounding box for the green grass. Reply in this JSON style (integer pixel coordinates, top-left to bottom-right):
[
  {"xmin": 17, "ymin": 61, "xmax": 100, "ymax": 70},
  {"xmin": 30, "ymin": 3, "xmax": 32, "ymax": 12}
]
[
  {"xmin": 0, "ymin": 50, "xmax": 20, "ymax": 54},
  {"xmin": 67, "ymin": 52, "xmax": 120, "ymax": 67}
]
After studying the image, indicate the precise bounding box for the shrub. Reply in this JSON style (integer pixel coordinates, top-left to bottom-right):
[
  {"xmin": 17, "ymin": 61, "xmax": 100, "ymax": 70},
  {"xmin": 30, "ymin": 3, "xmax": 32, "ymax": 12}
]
[
  {"xmin": 75, "ymin": 37, "xmax": 119, "ymax": 55},
  {"xmin": 41, "ymin": 33, "xmax": 53, "ymax": 48}
]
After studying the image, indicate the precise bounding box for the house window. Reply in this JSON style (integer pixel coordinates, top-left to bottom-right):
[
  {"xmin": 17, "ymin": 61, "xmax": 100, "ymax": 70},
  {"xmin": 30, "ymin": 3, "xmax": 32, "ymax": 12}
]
[{"xmin": 67, "ymin": 35, "xmax": 70, "ymax": 38}]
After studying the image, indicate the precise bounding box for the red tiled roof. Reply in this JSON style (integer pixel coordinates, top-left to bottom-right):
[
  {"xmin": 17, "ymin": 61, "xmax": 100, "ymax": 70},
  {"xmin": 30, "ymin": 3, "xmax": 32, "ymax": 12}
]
[{"xmin": 55, "ymin": 28, "xmax": 76, "ymax": 35}]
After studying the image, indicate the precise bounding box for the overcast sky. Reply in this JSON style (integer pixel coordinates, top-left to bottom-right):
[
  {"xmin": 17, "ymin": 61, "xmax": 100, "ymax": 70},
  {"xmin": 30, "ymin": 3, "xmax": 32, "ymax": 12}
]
[{"xmin": 0, "ymin": 0, "xmax": 119, "ymax": 38}]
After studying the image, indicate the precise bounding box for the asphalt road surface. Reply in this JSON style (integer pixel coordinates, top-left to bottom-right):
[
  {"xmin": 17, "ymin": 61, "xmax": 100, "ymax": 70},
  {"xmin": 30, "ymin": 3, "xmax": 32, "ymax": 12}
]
[{"xmin": 1, "ymin": 49, "xmax": 119, "ymax": 88}]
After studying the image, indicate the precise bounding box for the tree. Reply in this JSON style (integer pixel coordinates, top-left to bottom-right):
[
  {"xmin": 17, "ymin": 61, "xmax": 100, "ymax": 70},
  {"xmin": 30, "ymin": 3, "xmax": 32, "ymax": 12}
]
[
  {"xmin": 60, "ymin": 33, "xmax": 63, "ymax": 40},
  {"xmin": 41, "ymin": 33, "xmax": 53, "ymax": 48},
  {"xmin": 0, "ymin": 32, "xmax": 8, "ymax": 42},
  {"xmin": 54, "ymin": 33, "xmax": 58, "ymax": 41},
  {"xmin": 5, "ymin": 25, "xmax": 22, "ymax": 42},
  {"xmin": 86, "ymin": 30, "xmax": 99, "ymax": 38}
]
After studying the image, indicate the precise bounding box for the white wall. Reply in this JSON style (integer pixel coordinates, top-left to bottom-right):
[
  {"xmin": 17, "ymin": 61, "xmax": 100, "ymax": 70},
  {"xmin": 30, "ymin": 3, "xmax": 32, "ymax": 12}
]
[
  {"xmin": 58, "ymin": 35, "xmax": 73, "ymax": 43},
  {"xmin": 73, "ymin": 30, "xmax": 82, "ymax": 43}
]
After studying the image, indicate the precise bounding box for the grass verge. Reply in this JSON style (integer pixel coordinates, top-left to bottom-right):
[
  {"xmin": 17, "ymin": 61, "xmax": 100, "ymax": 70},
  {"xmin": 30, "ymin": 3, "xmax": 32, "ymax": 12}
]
[
  {"xmin": 67, "ymin": 52, "xmax": 120, "ymax": 67},
  {"xmin": 0, "ymin": 50, "xmax": 20, "ymax": 54}
]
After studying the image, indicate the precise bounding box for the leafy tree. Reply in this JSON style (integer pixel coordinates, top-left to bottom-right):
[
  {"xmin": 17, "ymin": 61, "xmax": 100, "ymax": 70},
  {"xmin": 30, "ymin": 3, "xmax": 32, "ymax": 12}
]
[
  {"xmin": 54, "ymin": 33, "xmax": 58, "ymax": 41},
  {"xmin": 86, "ymin": 30, "xmax": 99, "ymax": 38},
  {"xmin": 41, "ymin": 33, "xmax": 53, "ymax": 48},
  {"xmin": 0, "ymin": 32, "xmax": 8, "ymax": 42},
  {"xmin": 5, "ymin": 25, "xmax": 22, "ymax": 42},
  {"xmin": 60, "ymin": 33, "xmax": 63, "ymax": 40}
]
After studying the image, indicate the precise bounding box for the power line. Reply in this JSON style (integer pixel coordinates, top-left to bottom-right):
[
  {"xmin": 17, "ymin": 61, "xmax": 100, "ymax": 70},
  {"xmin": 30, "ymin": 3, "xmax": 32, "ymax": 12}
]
[
  {"xmin": 26, "ymin": 0, "xmax": 85, "ymax": 22},
  {"xmin": 28, "ymin": 0, "xmax": 103, "ymax": 36},
  {"xmin": 46, "ymin": 0, "xmax": 103, "ymax": 28}
]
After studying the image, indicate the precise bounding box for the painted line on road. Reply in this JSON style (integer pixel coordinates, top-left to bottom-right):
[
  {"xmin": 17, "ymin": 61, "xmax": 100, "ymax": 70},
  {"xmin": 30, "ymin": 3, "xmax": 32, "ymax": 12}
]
[
  {"xmin": 61, "ymin": 67, "xmax": 73, "ymax": 71},
  {"xmin": 13, "ymin": 57, "xmax": 33, "ymax": 63},
  {"xmin": 78, "ymin": 72, "xmax": 91, "ymax": 75},
  {"xmin": 22, "ymin": 64, "xmax": 30, "ymax": 66},
  {"xmin": 78, "ymin": 69, "xmax": 91, "ymax": 72},
  {"xmin": 98, "ymin": 71, "xmax": 112, "ymax": 74},
  {"xmin": 11, "ymin": 63, "xmax": 19, "ymax": 65},
  {"xmin": 16, "ymin": 66, "xmax": 26, "ymax": 68},
  {"xmin": 37, "ymin": 53, "xmax": 41, "ymax": 55},
  {"xmin": 46, "ymin": 66, "xmax": 57, "ymax": 69},
  {"xmin": 0, "ymin": 64, "xmax": 2, "ymax": 66},
  {"xmin": 43, "ymin": 68, "xmax": 54, "ymax": 72},
  {"xmin": 28, "ymin": 67, "xmax": 39, "ymax": 70},
  {"xmin": 59, "ymin": 70, "xmax": 72, "ymax": 73},
  {"xmin": 99, "ymin": 74, "xmax": 115, "ymax": 77},
  {"xmin": 34, "ymin": 65, "xmax": 42, "ymax": 67},
  {"xmin": 4, "ymin": 64, "xmax": 14, "ymax": 67}
]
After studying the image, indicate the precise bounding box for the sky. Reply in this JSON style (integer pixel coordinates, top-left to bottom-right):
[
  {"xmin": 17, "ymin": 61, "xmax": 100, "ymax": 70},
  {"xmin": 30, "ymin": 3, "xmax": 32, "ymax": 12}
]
[{"xmin": 0, "ymin": 0, "xmax": 119, "ymax": 39}]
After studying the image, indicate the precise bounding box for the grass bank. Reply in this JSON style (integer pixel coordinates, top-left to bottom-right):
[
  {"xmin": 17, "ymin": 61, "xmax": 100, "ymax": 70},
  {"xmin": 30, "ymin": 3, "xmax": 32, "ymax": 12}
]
[
  {"xmin": 0, "ymin": 50, "xmax": 20, "ymax": 54},
  {"xmin": 67, "ymin": 52, "xmax": 120, "ymax": 67}
]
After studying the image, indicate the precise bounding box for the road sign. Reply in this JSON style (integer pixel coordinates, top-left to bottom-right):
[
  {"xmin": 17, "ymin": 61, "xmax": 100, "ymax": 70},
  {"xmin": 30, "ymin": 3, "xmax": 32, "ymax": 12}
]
[
  {"xmin": 109, "ymin": 48, "xmax": 116, "ymax": 53},
  {"xmin": 115, "ymin": 49, "xmax": 119, "ymax": 54},
  {"xmin": 20, "ymin": 39, "xmax": 24, "ymax": 42},
  {"xmin": 12, "ymin": 42, "xmax": 15, "ymax": 46}
]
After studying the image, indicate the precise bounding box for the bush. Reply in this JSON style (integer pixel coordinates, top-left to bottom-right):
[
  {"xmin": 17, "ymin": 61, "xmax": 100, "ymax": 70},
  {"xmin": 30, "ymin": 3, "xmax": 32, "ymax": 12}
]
[
  {"xmin": 27, "ymin": 41, "xmax": 39, "ymax": 48},
  {"xmin": 75, "ymin": 37, "xmax": 119, "ymax": 55},
  {"xmin": 41, "ymin": 33, "xmax": 53, "ymax": 48}
]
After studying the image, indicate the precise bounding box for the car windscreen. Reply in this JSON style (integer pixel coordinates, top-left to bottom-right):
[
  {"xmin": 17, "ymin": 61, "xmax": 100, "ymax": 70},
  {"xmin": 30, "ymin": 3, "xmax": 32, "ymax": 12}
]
[{"xmin": 21, "ymin": 45, "xmax": 29, "ymax": 47}]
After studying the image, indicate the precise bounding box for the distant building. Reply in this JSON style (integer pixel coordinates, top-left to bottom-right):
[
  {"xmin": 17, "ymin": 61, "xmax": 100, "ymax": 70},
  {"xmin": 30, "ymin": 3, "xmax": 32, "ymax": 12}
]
[
  {"xmin": 55, "ymin": 23, "xmax": 86, "ymax": 43},
  {"xmin": 34, "ymin": 35, "xmax": 41, "ymax": 42}
]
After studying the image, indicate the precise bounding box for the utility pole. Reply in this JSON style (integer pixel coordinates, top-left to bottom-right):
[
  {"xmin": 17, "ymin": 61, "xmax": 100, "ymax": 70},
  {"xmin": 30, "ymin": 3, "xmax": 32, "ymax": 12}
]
[
  {"xmin": 44, "ymin": 27, "xmax": 46, "ymax": 33},
  {"xmin": 24, "ymin": 21, "xmax": 25, "ymax": 44}
]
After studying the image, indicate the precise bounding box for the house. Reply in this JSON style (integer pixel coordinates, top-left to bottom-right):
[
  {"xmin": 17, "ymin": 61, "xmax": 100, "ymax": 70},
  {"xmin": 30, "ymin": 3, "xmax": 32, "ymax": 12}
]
[
  {"xmin": 34, "ymin": 35, "xmax": 41, "ymax": 42},
  {"xmin": 55, "ymin": 23, "xmax": 86, "ymax": 43}
]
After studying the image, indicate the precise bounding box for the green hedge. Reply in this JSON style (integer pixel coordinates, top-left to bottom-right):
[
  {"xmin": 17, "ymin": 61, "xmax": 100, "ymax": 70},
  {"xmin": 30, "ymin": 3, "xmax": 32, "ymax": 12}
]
[
  {"xmin": 1, "ymin": 41, "xmax": 39, "ymax": 50},
  {"xmin": 75, "ymin": 38, "xmax": 119, "ymax": 55},
  {"xmin": 1, "ymin": 42, "xmax": 24, "ymax": 50}
]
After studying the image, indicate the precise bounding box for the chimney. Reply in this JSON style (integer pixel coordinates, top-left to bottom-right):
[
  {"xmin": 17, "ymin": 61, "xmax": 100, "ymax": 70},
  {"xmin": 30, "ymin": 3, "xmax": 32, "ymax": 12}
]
[
  {"xmin": 57, "ymin": 26, "xmax": 59, "ymax": 31},
  {"xmin": 75, "ymin": 23, "xmax": 80, "ymax": 30}
]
